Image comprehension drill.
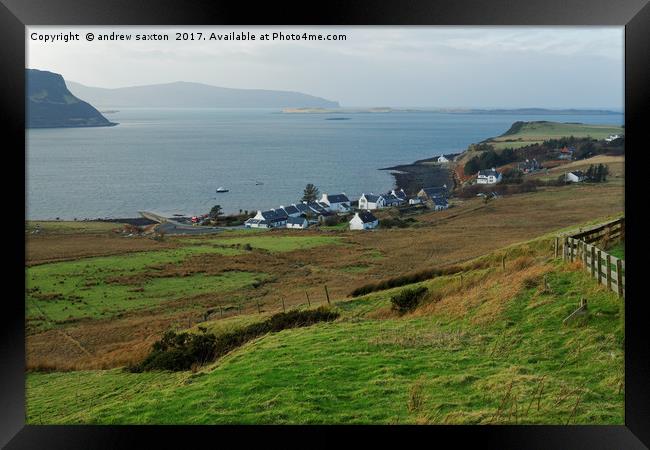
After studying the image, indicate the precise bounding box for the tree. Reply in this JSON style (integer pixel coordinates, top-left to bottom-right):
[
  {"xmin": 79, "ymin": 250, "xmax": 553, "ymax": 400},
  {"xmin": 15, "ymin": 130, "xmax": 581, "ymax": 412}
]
[
  {"xmin": 209, "ymin": 205, "xmax": 223, "ymax": 220},
  {"xmin": 301, "ymin": 183, "xmax": 319, "ymax": 203}
]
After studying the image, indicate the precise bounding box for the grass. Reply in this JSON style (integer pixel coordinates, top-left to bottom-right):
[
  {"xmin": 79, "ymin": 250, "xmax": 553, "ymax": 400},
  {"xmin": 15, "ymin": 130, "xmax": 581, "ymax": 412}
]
[
  {"xmin": 184, "ymin": 235, "xmax": 343, "ymax": 253},
  {"xmin": 26, "ymin": 237, "xmax": 624, "ymax": 424},
  {"xmin": 26, "ymin": 221, "xmax": 121, "ymax": 234},
  {"xmin": 607, "ymin": 241, "xmax": 625, "ymax": 260},
  {"xmin": 26, "ymin": 246, "xmax": 264, "ymax": 331}
]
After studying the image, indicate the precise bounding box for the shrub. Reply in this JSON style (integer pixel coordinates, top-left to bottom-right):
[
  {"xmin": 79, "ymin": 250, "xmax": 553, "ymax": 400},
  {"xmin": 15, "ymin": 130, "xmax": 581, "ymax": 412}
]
[
  {"xmin": 391, "ymin": 287, "xmax": 428, "ymax": 314},
  {"xmin": 130, "ymin": 307, "xmax": 339, "ymax": 372}
]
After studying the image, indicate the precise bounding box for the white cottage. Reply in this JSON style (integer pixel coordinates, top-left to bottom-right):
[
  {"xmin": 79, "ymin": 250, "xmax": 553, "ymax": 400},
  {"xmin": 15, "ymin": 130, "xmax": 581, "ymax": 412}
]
[
  {"xmin": 349, "ymin": 211, "xmax": 379, "ymax": 230},
  {"xmin": 319, "ymin": 193, "xmax": 351, "ymax": 212},
  {"xmin": 476, "ymin": 168, "xmax": 502, "ymax": 184},
  {"xmin": 358, "ymin": 193, "xmax": 385, "ymax": 210},
  {"xmin": 286, "ymin": 216, "xmax": 309, "ymax": 229}
]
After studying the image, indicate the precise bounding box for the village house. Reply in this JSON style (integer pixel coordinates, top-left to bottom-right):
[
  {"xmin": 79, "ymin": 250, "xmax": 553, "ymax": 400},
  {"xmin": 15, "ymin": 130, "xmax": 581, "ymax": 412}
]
[
  {"xmin": 518, "ymin": 159, "xmax": 541, "ymax": 173},
  {"xmin": 408, "ymin": 197, "xmax": 423, "ymax": 205},
  {"xmin": 437, "ymin": 154, "xmax": 450, "ymax": 163},
  {"xmin": 279, "ymin": 205, "xmax": 301, "ymax": 218},
  {"xmin": 252, "ymin": 209, "xmax": 288, "ymax": 227},
  {"xmin": 605, "ymin": 134, "xmax": 621, "ymax": 142},
  {"xmin": 286, "ymin": 216, "xmax": 309, "ymax": 229},
  {"xmin": 417, "ymin": 185, "xmax": 449, "ymax": 202},
  {"xmin": 476, "ymin": 169, "xmax": 502, "ymax": 184},
  {"xmin": 358, "ymin": 193, "xmax": 385, "ymax": 210},
  {"xmin": 349, "ymin": 211, "xmax": 379, "ymax": 230},
  {"xmin": 319, "ymin": 193, "xmax": 351, "ymax": 213},
  {"xmin": 431, "ymin": 197, "xmax": 449, "ymax": 211},
  {"xmin": 565, "ymin": 170, "xmax": 586, "ymax": 183},
  {"xmin": 244, "ymin": 218, "xmax": 269, "ymax": 228}
]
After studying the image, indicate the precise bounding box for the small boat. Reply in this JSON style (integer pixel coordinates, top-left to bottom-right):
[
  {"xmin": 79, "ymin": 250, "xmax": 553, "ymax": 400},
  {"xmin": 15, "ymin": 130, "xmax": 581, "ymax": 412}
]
[
  {"xmin": 255, "ymin": 181, "xmax": 264, "ymax": 186},
  {"xmin": 216, "ymin": 187, "xmax": 229, "ymax": 193}
]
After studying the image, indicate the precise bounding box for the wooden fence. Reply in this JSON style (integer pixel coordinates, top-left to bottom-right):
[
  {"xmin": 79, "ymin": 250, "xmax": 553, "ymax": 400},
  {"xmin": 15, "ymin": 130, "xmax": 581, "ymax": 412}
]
[{"xmin": 556, "ymin": 217, "xmax": 625, "ymax": 298}]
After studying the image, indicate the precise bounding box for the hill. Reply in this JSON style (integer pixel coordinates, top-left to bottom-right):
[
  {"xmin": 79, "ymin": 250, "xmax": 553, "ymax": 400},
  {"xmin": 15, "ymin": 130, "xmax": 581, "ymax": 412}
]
[
  {"xmin": 26, "ymin": 221, "xmax": 624, "ymax": 424},
  {"xmin": 26, "ymin": 69, "xmax": 116, "ymax": 128},
  {"xmin": 484, "ymin": 121, "xmax": 623, "ymax": 150},
  {"xmin": 66, "ymin": 81, "xmax": 340, "ymax": 108}
]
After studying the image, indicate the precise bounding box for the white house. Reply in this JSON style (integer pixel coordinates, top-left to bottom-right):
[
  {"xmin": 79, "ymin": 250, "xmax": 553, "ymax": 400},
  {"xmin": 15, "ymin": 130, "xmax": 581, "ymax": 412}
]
[
  {"xmin": 244, "ymin": 218, "xmax": 269, "ymax": 228},
  {"xmin": 476, "ymin": 169, "xmax": 502, "ymax": 184},
  {"xmin": 437, "ymin": 155, "xmax": 449, "ymax": 163},
  {"xmin": 605, "ymin": 134, "xmax": 621, "ymax": 142},
  {"xmin": 358, "ymin": 193, "xmax": 385, "ymax": 210},
  {"xmin": 408, "ymin": 197, "xmax": 423, "ymax": 205},
  {"xmin": 253, "ymin": 209, "xmax": 288, "ymax": 227},
  {"xmin": 565, "ymin": 171, "xmax": 586, "ymax": 183},
  {"xmin": 286, "ymin": 216, "xmax": 309, "ymax": 229},
  {"xmin": 319, "ymin": 193, "xmax": 351, "ymax": 212},
  {"xmin": 349, "ymin": 211, "xmax": 379, "ymax": 230}
]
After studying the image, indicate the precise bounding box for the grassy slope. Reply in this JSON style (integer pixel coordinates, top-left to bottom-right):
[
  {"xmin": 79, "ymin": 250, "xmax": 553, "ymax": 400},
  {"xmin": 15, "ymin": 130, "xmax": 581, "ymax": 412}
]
[
  {"xmin": 487, "ymin": 122, "xmax": 623, "ymax": 150},
  {"xmin": 26, "ymin": 231, "xmax": 624, "ymax": 425},
  {"xmin": 26, "ymin": 235, "xmax": 340, "ymax": 332}
]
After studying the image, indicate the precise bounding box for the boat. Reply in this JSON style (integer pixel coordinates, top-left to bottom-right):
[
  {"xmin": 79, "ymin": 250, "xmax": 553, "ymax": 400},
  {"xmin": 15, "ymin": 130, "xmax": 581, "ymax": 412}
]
[
  {"xmin": 255, "ymin": 181, "xmax": 264, "ymax": 186},
  {"xmin": 216, "ymin": 187, "xmax": 229, "ymax": 193}
]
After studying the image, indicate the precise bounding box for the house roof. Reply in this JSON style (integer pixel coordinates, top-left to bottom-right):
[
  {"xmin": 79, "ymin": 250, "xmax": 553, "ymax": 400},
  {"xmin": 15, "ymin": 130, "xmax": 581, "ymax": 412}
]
[
  {"xmin": 478, "ymin": 169, "xmax": 499, "ymax": 177},
  {"xmin": 282, "ymin": 205, "xmax": 300, "ymax": 215},
  {"xmin": 294, "ymin": 203, "xmax": 310, "ymax": 213},
  {"xmin": 362, "ymin": 193, "xmax": 382, "ymax": 203},
  {"xmin": 420, "ymin": 186, "xmax": 448, "ymax": 197},
  {"xmin": 357, "ymin": 211, "xmax": 378, "ymax": 223},
  {"xmin": 569, "ymin": 170, "xmax": 585, "ymax": 177},
  {"xmin": 392, "ymin": 189, "xmax": 407, "ymax": 199},
  {"xmin": 326, "ymin": 193, "xmax": 350, "ymax": 204},
  {"xmin": 432, "ymin": 197, "xmax": 448, "ymax": 206},
  {"xmin": 245, "ymin": 218, "xmax": 267, "ymax": 225}
]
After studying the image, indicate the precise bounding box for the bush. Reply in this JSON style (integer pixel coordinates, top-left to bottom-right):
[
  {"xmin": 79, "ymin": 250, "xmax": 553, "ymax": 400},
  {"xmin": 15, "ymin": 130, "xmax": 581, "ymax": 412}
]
[
  {"xmin": 130, "ymin": 307, "xmax": 339, "ymax": 372},
  {"xmin": 391, "ymin": 287, "xmax": 428, "ymax": 314},
  {"xmin": 131, "ymin": 329, "xmax": 217, "ymax": 372}
]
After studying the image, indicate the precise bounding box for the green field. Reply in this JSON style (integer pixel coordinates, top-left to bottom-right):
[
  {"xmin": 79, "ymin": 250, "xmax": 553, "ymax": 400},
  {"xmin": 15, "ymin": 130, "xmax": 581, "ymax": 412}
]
[
  {"xmin": 187, "ymin": 235, "xmax": 343, "ymax": 252},
  {"xmin": 26, "ymin": 234, "xmax": 344, "ymax": 332},
  {"xmin": 26, "ymin": 238, "xmax": 624, "ymax": 424},
  {"xmin": 488, "ymin": 121, "xmax": 623, "ymax": 150},
  {"xmin": 26, "ymin": 221, "xmax": 121, "ymax": 234}
]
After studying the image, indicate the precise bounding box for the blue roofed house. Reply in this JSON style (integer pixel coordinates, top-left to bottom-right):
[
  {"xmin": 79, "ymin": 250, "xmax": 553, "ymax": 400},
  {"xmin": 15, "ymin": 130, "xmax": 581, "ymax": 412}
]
[
  {"xmin": 252, "ymin": 209, "xmax": 288, "ymax": 228},
  {"xmin": 417, "ymin": 185, "xmax": 449, "ymax": 201},
  {"xmin": 358, "ymin": 193, "xmax": 385, "ymax": 210},
  {"xmin": 286, "ymin": 216, "xmax": 309, "ymax": 229},
  {"xmin": 319, "ymin": 193, "xmax": 351, "ymax": 213},
  {"xmin": 431, "ymin": 197, "xmax": 449, "ymax": 211},
  {"xmin": 349, "ymin": 210, "xmax": 379, "ymax": 230},
  {"xmin": 279, "ymin": 205, "xmax": 301, "ymax": 218}
]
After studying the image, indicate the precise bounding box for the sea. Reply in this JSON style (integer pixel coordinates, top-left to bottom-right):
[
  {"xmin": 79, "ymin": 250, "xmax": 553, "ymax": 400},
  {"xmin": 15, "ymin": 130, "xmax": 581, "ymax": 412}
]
[{"xmin": 26, "ymin": 108, "xmax": 623, "ymax": 220}]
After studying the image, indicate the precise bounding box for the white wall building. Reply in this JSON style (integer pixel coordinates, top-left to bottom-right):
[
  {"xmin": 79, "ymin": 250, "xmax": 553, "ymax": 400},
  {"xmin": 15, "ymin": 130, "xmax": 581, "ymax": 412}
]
[
  {"xmin": 349, "ymin": 211, "xmax": 379, "ymax": 230},
  {"xmin": 319, "ymin": 193, "xmax": 351, "ymax": 212},
  {"xmin": 476, "ymin": 168, "xmax": 502, "ymax": 184},
  {"xmin": 358, "ymin": 193, "xmax": 385, "ymax": 210},
  {"xmin": 286, "ymin": 216, "xmax": 309, "ymax": 229}
]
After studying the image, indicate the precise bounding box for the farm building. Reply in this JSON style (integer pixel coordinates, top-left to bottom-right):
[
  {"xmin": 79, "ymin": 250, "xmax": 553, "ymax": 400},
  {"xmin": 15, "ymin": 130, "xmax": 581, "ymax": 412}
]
[
  {"xmin": 319, "ymin": 193, "xmax": 351, "ymax": 212},
  {"xmin": 349, "ymin": 211, "xmax": 379, "ymax": 230},
  {"xmin": 358, "ymin": 193, "xmax": 385, "ymax": 210},
  {"xmin": 518, "ymin": 159, "xmax": 541, "ymax": 173},
  {"xmin": 476, "ymin": 169, "xmax": 502, "ymax": 184},
  {"xmin": 286, "ymin": 216, "xmax": 309, "ymax": 229},
  {"xmin": 565, "ymin": 171, "xmax": 586, "ymax": 183}
]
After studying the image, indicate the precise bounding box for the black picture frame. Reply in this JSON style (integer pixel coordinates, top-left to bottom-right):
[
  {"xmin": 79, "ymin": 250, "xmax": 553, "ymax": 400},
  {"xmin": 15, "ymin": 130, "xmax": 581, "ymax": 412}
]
[{"xmin": 2, "ymin": 0, "xmax": 648, "ymax": 447}]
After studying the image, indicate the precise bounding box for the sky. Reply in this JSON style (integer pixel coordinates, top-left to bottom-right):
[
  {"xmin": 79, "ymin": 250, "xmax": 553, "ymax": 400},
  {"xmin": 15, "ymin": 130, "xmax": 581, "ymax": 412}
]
[{"xmin": 27, "ymin": 26, "xmax": 624, "ymax": 109}]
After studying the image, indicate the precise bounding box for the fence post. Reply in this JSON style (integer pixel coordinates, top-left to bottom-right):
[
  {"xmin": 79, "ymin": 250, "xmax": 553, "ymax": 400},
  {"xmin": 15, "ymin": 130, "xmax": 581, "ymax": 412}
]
[
  {"xmin": 591, "ymin": 246, "xmax": 596, "ymax": 278},
  {"xmin": 584, "ymin": 243, "xmax": 589, "ymax": 267},
  {"xmin": 324, "ymin": 285, "xmax": 331, "ymax": 305},
  {"xmin": 554, "ymin": 237, "xmax": 559, "ymax": 258},
  {"xmin": 596, "ymin": 250, "xmax": 603, "ymax": 285},
  {"xmin": 616, "ymin": 259, "xmax": 624, "ymax": 298},
  {"xmin": 305, "ymin": 291, "xmax": 311, "ymax": 307},
  {"xmin": 281, "ymin": 297, "xmax": 286, "ymax": 312},
  {"xmin": 606, "ymin": 254, "xmax": 612, "ymax": 291}
]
